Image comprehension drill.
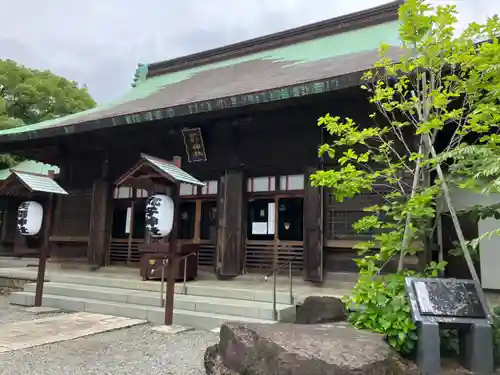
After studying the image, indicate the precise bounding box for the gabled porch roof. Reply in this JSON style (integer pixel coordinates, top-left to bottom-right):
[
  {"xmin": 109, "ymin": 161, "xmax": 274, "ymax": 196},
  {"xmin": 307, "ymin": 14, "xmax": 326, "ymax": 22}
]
[
  {"xmin": 0, "ymin": 160, "xmax": 60, "ymax": 181},
  {"xmin": 0, "ymin": 170, "xmax": 68, "ymax": 196},
  {"xmin": 115, "ymin": 153, "xmax": 204, "ymax": 188}
]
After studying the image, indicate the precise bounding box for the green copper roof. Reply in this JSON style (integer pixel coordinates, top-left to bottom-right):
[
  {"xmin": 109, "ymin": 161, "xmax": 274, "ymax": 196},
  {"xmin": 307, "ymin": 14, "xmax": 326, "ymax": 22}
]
[
  {"xmin": 142, "ymin": 154, "xmax": 204, "ymax": 186},
  {"xmin": 0, "ymin": 160, "xmax": 60, "ymax": 181},
  {"xmin": 11, "ymin": 170, "xmax": 68, "ymax": 195},
  {"xmin": 0, "ymin": 3, "xmax": 402, "ymax": 143}
]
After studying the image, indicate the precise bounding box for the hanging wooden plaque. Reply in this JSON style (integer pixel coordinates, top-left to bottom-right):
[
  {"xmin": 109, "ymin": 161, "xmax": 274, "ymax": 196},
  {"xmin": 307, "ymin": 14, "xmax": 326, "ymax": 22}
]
[{"xmin": 182, "ymin": 128, "xmax": 207, "ymax": 163}]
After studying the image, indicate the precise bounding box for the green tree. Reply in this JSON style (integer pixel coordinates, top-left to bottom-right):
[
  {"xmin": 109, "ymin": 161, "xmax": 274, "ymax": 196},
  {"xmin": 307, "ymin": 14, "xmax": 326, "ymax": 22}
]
[
  {"xmin": 0, "ymin": 59, "xmax": 96, "ymax": 168},
  {"xmin": 312, "ymin": 0, "xmax": 500, "ymax": 354}
]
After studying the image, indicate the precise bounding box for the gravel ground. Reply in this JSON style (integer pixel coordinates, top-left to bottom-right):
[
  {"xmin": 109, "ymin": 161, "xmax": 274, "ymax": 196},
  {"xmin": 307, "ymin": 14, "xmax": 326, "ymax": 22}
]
[
  {"xmin": 0, "ymin": 321, "xmax": 218, "ymax": 375},
  {"xmin": 0, "ymin": 296, "xmax": 218, "ymax": 375},
  {"xmin": 0, "ymin": 296, "xmax": 66, "ymax": 324}
]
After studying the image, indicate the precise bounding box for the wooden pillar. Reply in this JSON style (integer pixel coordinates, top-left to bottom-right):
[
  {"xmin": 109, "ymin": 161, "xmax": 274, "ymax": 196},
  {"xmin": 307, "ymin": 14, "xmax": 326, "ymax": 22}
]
[
  {"xmin": 34, "ymin": 194, "xmax": 54, "ymax": 307},
  {"xmin": 88, "ymin": 179, "xmax": 110, "ymax": 266},
  {"xmin": 216, "ymin": 169, "xmax": 245, "ymax": 279},
  {"xmin": 194, "ymin": 200, "xmax": 202, "ymax": 244},
  {"xmin": 0, "ymin": 207, "xmax": 7, "ymax": 244},
  {"xmin": 303, "ymin": 167, "xmax": 324, "ymax": 283}
]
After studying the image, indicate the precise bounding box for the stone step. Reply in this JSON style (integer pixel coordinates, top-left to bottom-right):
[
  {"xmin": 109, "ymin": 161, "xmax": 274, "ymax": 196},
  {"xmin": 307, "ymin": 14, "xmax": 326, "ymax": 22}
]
[
  {"xmin": 22, "ymin": 282, "xmax": 296, "ymax": 321},
  {"xmin": 9, "ymin": 292, "xmax": 277, "ymax": 331},
  {"xmin": 0, "ymin": 257, "xmax": 38, "ymax": 268},
  {"xmin": 0, "ymin": 268, "xmax": 293, "ymax": 304}
]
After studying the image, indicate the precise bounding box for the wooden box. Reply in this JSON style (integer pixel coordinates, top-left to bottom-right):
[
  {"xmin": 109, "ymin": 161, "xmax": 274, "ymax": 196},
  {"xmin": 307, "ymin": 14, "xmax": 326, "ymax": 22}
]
[{"xmin": 139, "ymin": 243, "xmax": 199, "ymax": 281}]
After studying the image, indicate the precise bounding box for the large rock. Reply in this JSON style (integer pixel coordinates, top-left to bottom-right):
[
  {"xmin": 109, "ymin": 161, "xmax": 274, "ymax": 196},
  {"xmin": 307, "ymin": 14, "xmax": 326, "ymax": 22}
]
[
  {"xmin": 205, "ymin": 322, "xmax": 418, "ymax": 375},
  {"xmin": 204, "ymin": 344, "xmax": 239, "ymax": 375},
  {"xmin": 295, "ymin": 296, "xmax": 346, "ymax": 324}
]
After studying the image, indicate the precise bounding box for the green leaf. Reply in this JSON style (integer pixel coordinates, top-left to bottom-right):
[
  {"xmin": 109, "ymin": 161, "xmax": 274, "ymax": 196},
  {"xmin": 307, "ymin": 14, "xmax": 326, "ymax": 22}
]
[{"xmin": 313, "ymin": 0, "xmax": 500, "ymax": 358}]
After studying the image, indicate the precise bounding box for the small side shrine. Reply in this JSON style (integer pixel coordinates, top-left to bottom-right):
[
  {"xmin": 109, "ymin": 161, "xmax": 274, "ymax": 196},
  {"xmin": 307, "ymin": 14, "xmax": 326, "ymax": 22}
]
[
  {"xmin": 0, "ymin": 169, "xmax": 68, "ymax": 306},
  {"xmin": 115, "ymin": 153, "xmax": 205, "ymax": 325}
]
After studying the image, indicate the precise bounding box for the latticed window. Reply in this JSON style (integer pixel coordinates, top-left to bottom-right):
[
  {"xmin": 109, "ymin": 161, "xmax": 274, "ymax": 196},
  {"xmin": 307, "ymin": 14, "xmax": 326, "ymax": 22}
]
[
  {"xmin": 53, "ymin": 189, "xmax": 93, "ymax": 237},
  {"xmin": 325, "ymin": 189, "xmax": 389, "ymax": 241}
]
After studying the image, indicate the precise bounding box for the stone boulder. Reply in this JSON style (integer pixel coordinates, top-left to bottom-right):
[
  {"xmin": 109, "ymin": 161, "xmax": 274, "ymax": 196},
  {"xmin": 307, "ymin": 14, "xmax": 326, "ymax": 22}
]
[
  {"xmin": 294, "ymin": 296, "xmax": 347, "ymax": 324},
  {"xmin": 205, "ymin": 322, "xmax": 418, "ymax": 375},
  {"xmin": 204, "ymin": 344, "xmax": 239, "ymax": 375}
]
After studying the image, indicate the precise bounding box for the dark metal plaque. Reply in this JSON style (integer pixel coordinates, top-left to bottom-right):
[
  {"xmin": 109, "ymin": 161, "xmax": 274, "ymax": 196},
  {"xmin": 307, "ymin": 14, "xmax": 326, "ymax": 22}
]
[
  {"xmin": 405, "ymin": 277, "xmax": 490, "ymax": 324},
  {"xmin": 414, "ymin": 279, "xmax": 486, "ymax": 318},
  {"xmin": 405, "ymin": 277, "xmax": 494, "ymax": 375}
]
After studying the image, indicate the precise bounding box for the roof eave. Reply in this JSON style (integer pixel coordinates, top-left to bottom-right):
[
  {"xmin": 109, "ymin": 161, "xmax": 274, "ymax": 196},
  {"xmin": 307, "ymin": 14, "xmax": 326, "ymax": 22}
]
[{"xmin": 0, "ymin": 70, "xmax": 366, "ymax": 145}]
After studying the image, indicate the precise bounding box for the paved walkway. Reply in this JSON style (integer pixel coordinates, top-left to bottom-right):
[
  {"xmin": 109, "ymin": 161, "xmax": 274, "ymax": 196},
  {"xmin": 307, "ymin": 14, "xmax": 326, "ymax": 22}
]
[{"xmin": 0, "ymin": 312, "xmax": 146, "ymax": 353}]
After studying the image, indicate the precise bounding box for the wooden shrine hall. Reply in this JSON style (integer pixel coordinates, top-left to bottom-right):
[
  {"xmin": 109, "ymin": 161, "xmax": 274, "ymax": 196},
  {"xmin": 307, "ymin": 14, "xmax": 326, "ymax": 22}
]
[{"xmin": 0, "ymin": 1, "xmax": 406, "ymax": 283}]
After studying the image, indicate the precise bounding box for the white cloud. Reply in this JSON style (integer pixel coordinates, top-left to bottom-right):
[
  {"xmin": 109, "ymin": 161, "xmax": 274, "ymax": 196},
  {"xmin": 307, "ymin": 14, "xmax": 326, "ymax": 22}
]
[{"xmin": 0, "ymin": 0, "xmax": 498, "ymax": 102}]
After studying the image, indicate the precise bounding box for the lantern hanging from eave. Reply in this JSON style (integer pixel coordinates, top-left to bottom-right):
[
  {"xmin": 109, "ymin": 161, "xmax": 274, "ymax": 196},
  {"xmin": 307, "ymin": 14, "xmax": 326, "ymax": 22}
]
[
  {"xmin": 17, "ymin": 201, "xmax": 43, "ymax": 236},
  {"xmin": 145, "ymin": 194, "xmax": 174, "ymax": 238}
]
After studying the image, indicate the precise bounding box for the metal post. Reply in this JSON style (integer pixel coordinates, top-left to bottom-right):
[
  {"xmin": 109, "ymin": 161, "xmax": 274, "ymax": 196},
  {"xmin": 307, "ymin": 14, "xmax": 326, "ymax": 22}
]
[
  {"xmin": 437, "ymin": 215, "xmax": 444, "ymax": 277},
  {"xmin": 34, "ymin": 194, "xmax": 53, "ymax": 307},
  {"xmin": 160, "ymin": 265, "xmax": 165, "ymax": 307},
  {"xmin": 183, "ymin": 256, "xmax": 188, "ymax": 295},
  {"xmin": 425, "ymin": 136, "xmax": 491, "ymax": 322},
  {"xmin": 272, "ymin": 271, "xmax": 277, "ymax": 321},
  {"xmin": 165, "ymin": 183, "xmax": 180, "ymax": 326},
  {"xmin": 289, "ymin": 261, "xmax": 293, "ymax": 305},
  {"xmin": 165, "ymin": 256, "xmax": 176, "ymax": 325},
  {"xmin": 398, "ymin": 138, "xmax": 424, "ymax": 271},
  {"xmin": 425, "ymin": 135, "xmax": 481, "ymax": 285}
]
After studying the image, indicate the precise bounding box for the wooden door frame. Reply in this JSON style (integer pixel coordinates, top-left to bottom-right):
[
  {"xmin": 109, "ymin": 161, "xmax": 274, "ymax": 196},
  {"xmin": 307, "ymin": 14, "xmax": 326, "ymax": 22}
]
[
  {"xmin": 245, "ymin": 191, "xmax": 305, "ymax": 272},
  {"xmin": 109, "ymin": 195, "xmax": 147, "ymax": 264},
  {"xmin": 178, "ymin": 195, "xmax": 217, "ymax": 243},
  {"xmin": 178, "ymin": 195, "xmax": 218, "ymax": 270}
]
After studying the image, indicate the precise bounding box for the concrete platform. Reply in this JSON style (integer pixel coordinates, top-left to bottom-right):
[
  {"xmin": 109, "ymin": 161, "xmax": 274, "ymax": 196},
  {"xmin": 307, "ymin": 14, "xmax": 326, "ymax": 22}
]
[
  {"xmin": 0, "ymin": 266, "xmax": 355, "ymax": 303},
  {"xmin": 22, "ymin": 306, "xmax": 61, "ymax": 315},
  {"xmin": 151, "ymin": 325, "xmax": 194, "ymax": 335},
  {"xmin": 0, "ymin": 312, "xmax": 146, "ymax": 353},
  {"xmin": 10, "ymin": 291, "xmax": 281, "ymax": 330},
  {"xmin": 20, "ymin": 282, "xmax": 295, "ymax": 320},
  {"xmin": 1, "ymin": 266, "xmax": 356, "ymax": 331}
]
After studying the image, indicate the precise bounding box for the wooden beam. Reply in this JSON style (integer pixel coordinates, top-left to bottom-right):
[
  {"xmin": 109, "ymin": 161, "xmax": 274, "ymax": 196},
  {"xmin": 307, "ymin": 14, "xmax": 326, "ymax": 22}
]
[
  {"xmin": 136, "ymin": 173, "xmax": 163, "ymax": 180},
  {"xmin": 194, "ymin": 200, "xmax": 202, "ymax": 244},
  {"xmin": 49, "ymin": 236, "xmax": 88, "ymax": 243}
]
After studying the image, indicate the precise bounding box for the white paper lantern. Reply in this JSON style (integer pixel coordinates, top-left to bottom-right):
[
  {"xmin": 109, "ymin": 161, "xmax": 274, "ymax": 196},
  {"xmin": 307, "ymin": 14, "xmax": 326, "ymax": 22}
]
[
  {"xmin": 17, "ymin": 201, "xmax": 43, "ymax": 236},
  {"xmin": 145, "ymin": 194, "xmax": 174, "ymax": 237}
]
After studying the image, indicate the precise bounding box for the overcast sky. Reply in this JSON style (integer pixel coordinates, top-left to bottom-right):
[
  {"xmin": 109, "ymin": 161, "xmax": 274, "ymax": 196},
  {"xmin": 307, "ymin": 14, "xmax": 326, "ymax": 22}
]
[{"xmin": 0, "ymin": 0, "xmax": 497, "ymax": 103}]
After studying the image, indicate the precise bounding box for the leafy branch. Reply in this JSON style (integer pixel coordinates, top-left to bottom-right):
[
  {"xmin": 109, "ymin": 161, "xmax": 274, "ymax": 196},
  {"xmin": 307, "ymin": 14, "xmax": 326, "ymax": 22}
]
[{"xmin": 312, "ymin": 0, "xmax": 500, "ymax": 354}]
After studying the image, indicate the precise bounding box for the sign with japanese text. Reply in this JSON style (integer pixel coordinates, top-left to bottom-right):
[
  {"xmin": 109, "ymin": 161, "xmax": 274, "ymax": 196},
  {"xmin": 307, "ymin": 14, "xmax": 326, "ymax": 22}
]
[{"xmin": 182, "ymin": 128, "xmax": 207, "ymax": 163}]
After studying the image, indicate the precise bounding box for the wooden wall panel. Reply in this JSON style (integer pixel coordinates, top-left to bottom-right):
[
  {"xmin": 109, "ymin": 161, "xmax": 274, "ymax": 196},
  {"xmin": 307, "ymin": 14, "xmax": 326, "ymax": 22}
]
[
  {"xmin": 88, "ymin": 180, "xmax": 111, "ymax": 266},
  {"xmin": 52, "ymin": 189, "xmax": 92, "ymax": 238},
  {"xmin": 303, "ymin": 167, "xmax": 323, "ymax": 283}
]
